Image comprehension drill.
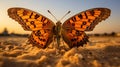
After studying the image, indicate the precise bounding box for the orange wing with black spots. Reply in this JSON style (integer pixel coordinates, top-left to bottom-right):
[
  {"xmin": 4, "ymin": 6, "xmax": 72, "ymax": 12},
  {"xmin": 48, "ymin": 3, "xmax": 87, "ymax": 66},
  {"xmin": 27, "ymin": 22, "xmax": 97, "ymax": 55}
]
[
  {"xmin": 62, "ymin": 8, "xmax": 111, "ymax": 47},
  {"xmin": 8, "ymin": 7, "xmax": 55, "ymax": 31},
  {"xmin": 28, "ymin": 30, "xmax": 53, "ymax": 48},
  {"xmin": 62, "ymin": 29, "xmax": 89, "ymax": 48},
  {"xmin": 8, "ymin": 7, "xmax": 55, "ymax": 48}
]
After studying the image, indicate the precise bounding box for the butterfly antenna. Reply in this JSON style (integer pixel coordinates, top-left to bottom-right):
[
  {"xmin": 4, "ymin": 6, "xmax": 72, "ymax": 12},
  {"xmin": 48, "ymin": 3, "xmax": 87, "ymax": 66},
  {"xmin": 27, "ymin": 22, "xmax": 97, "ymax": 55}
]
[
  {"xmin": 48, "ymin": 10, "xmax": 58, "ymax": 21},
  {"xmin": 60, "ymin": 11, "xmax": 71, "ymax": 21}
]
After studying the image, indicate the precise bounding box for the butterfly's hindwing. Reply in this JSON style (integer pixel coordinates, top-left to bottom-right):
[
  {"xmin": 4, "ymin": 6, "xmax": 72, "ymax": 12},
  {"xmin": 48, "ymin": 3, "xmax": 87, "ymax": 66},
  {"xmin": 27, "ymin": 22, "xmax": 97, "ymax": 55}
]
[
  {"xmin": 28, "ymin": 30, "xmax": 53, "ymax": 48},
  {"xmin": 62, "ymin": 29, "xmax": 89, "ymax": 48}
]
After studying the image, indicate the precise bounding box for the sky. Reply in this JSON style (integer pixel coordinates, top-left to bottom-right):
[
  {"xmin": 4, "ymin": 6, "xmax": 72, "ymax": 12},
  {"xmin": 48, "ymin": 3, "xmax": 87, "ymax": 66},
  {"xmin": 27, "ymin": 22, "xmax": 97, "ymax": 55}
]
[{"xmin": 0, "ymin": 0, "xmax": 120, "ymax": 34}]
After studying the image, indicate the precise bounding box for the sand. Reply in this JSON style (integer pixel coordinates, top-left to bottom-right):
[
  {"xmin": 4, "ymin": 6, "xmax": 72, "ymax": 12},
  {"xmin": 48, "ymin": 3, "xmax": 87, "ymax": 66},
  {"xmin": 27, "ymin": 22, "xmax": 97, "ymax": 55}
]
[{"xmin": 0, "ymin": 36, "xmax": 120, "ymax": 67}]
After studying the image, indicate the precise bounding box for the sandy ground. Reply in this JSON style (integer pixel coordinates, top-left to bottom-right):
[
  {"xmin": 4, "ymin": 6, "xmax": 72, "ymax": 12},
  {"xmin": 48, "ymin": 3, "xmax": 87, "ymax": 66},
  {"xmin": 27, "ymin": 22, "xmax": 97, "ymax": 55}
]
[{"xmin": 0, "ymin": 36, "xmax": 120, "ymax": 67}]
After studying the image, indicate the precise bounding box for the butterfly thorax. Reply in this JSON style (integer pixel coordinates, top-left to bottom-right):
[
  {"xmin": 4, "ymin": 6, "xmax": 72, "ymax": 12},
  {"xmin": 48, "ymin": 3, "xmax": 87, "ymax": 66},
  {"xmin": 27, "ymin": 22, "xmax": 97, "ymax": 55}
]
[{"xmin": 54, "ymin": 21, "xmax": 62, "ymax": 35}]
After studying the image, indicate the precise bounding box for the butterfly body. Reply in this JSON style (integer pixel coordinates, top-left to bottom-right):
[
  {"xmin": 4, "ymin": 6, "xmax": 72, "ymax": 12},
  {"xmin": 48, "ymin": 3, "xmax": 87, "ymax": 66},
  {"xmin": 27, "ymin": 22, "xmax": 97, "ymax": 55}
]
[
  {"xmin": 8, "ymin": 7, "xmax": 111, "ymax": 48},
  {"xmin": 56, "ymin": 21, "xmax": 62, "ymax": 45}
]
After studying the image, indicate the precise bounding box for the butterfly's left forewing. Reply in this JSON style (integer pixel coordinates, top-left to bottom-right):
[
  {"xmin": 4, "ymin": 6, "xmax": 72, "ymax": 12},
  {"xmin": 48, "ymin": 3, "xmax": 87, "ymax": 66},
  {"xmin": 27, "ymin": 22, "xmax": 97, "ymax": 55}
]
[
  {"xmin": 8, "ymin": 8, "xmax": 55, "ymax": 31},
  {"xmin": 8, "ymin": 7, "xmax": 55, "ymax": 48},
  {"xmin": 62, "ymin": 8, "xmax": 111, "ymax": 48}
]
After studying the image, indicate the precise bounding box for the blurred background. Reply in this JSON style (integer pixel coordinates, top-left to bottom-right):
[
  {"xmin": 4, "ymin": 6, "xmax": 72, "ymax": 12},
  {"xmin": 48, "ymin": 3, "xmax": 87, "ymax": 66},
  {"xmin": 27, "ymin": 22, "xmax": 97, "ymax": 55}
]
[{"xmin": 0, "ymin": 1, "xmax": 120, "ymax": 67}]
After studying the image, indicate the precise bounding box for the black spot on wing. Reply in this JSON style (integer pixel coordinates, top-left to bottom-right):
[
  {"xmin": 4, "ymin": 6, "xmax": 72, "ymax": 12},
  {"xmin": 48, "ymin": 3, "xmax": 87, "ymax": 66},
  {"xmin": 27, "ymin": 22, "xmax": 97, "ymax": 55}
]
[
  {"xmin": 78, "ymin": 14, "xmax": 83, "ymax": 19},
  {"xmin": 71, "ymin": 17, "xmax": 76, "ymax": 22},
  {"xmin": 30, "ymin": 21, "xmax": 34, "ymax": 24},
  {"xmin": 83, "ymin": 21, "xmax": 86, "ymax": 25},
  {"xmin": 76, "ymin": 30, "xmax": 83, "ymax": 36},
  {"xmin": 29, "ymin": 12, "xmax": 33, "ymax": 18},
  {"xmin": 84, "ymin": 12, "xmax": 88, "ymax": 19},
  {"xmin": 23, "ymin": 10, "xmax": 28, "ymax": 16},
  {"xmin": 90, "ymin": 10, "xmax": 94, "ymax": 16},
  {"xmin": 41, "ymin": 17, "xmax": 46, "ymax": 22},
  {"xmin": 35, "ymin": 14, "xmax": 40, "ymax": 19}
]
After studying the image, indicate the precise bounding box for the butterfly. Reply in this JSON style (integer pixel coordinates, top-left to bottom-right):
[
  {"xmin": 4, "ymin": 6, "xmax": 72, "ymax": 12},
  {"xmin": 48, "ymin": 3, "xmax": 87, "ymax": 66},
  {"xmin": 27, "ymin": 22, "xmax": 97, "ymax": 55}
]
[{"xmin": 7, "ymin": 7, "xmax": 111, "ymax": 48}]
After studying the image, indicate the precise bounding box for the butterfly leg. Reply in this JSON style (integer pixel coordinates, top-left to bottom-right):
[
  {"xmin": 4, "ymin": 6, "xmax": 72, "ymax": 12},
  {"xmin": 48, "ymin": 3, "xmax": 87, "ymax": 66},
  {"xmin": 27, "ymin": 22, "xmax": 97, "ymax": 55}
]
[
  {"xmin": 52, "ymin": 35, "xmax": 59, "ymax": 48},
  {"xmin": 51, "ymin": 35, "xmax": 56, "ymax": 48}
]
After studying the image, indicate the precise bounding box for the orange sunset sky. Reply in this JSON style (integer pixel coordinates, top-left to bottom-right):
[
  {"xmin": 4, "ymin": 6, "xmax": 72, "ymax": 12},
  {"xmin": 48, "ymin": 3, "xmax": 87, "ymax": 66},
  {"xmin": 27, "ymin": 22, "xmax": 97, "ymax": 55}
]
[{"xmin": 0, "ymin": 0, "xmax": 120, "ymax": 34}]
